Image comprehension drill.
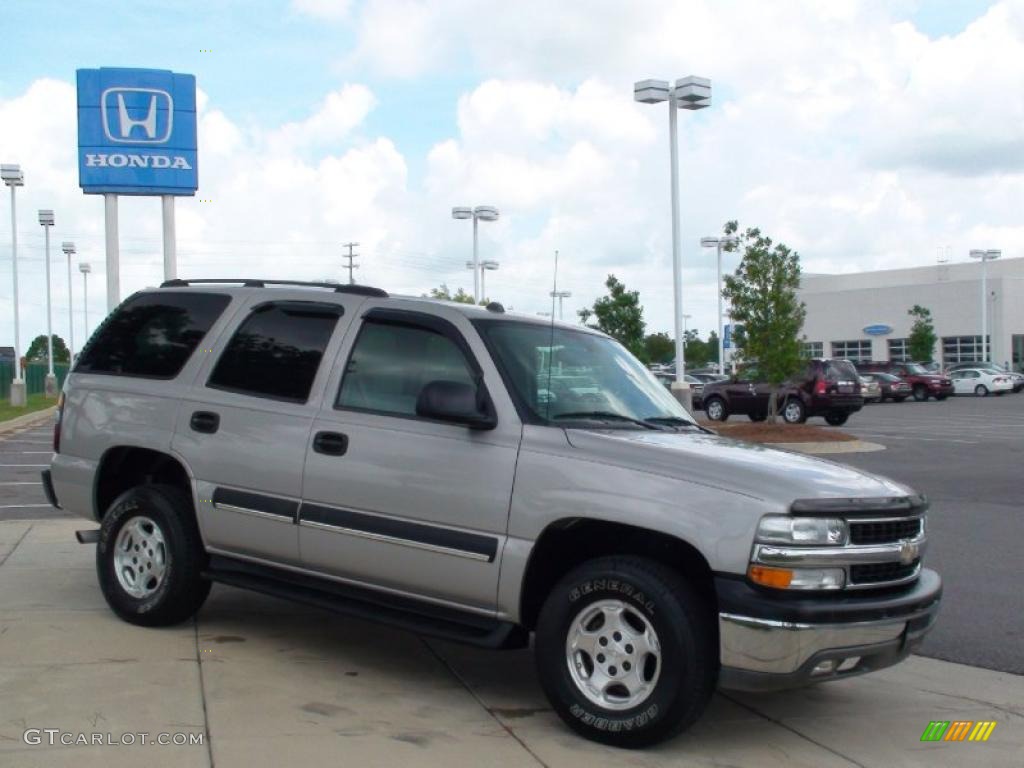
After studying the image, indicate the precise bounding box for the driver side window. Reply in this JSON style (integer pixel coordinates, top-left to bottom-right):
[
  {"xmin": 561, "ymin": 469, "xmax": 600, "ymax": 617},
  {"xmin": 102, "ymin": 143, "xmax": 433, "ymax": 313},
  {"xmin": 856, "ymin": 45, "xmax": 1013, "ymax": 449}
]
[{"xmin": 337, "ymin": 320, "xmax": 476, "ymax": 417}]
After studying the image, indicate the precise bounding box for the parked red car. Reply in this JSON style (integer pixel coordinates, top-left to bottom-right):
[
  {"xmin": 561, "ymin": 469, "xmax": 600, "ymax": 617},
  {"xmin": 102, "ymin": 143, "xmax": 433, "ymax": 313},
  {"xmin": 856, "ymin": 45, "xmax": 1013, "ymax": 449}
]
[{"xmin": 854, "ymin": 362, "xmax": 954, "ymax": 401}]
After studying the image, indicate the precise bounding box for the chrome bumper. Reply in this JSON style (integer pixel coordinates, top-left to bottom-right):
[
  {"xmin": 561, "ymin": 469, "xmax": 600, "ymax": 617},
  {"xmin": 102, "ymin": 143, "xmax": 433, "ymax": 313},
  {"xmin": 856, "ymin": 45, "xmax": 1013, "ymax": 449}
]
[{"xmin": 715, "ymin": 570, "xmax": 941, "ymax": 691}]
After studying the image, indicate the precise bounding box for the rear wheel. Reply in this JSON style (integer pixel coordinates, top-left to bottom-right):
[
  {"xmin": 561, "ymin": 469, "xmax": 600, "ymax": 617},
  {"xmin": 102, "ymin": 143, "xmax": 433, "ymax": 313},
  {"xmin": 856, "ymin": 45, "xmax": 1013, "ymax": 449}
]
[
  {"xmin": 704, "ymin": 397, "xmax": 728, "ymax": 422},
  {"xmin": 824, "ymin": 411, "xmax": 849, "ymax": 426},
  {"xmin": 974, "ymin": 384, "xmax": 988, "ymax": 397},
  {"xmin": 913, "ymin": 385, "xmax": 929, "ymax": 401},
  {"xmin": 535, "ymin": 556, "xmax": 716, "ymax": 748},
  {"xmin": 781, "ymin": 398, "xmax": 806, "ymax": 424},
  {"xmin": 97, "ymin": 484, "xmax": 210, "ymax": 627},
  {"xmin": 893, "ymin": 396, "xmax": 907, "ymax": 403}
]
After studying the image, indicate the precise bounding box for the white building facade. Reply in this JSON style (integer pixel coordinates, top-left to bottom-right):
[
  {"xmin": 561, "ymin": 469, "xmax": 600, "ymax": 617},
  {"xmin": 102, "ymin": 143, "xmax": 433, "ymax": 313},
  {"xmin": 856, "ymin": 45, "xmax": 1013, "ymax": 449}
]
[{"xmin": 798, "ymin": 257, "xmax": 1024, "ymax": 371}]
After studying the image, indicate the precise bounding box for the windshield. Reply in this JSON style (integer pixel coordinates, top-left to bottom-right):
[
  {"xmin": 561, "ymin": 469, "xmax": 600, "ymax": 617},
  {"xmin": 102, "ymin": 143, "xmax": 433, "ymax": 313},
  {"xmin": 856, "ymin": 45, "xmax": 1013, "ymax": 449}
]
[
  {"xmin": 903, "ymin": 363, "xmax": 928, "ymax": 375},
  {"xmin": 477, "ymin": 321, "xmax": 695, "ymax": 426}
]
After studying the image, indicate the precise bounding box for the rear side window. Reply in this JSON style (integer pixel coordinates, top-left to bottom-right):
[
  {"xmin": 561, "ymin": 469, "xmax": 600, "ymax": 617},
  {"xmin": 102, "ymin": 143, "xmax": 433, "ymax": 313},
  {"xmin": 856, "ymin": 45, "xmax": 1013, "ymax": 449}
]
[
  {"xmin": 75, "ymin": 292, "xmax": 230, "ymax": 379},
  {"xmin": 208, "ymin": 302, "xmax": 342, "ymax": 403}
]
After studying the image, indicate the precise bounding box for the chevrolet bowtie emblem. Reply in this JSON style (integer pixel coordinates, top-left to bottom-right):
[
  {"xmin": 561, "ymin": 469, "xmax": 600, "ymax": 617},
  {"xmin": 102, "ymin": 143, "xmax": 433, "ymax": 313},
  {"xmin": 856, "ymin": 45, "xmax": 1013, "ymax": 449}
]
[{"xmin": 899, "ymin": 539, "xmax": 919, "ymax": 565}]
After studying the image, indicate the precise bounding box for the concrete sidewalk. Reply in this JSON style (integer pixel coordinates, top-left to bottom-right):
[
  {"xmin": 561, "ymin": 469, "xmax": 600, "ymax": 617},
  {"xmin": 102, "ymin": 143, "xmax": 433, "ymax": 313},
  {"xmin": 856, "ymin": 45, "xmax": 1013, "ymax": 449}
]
[{"xmin": 1, "ymin": 520, "xmax": 1020, "ymax": 767}]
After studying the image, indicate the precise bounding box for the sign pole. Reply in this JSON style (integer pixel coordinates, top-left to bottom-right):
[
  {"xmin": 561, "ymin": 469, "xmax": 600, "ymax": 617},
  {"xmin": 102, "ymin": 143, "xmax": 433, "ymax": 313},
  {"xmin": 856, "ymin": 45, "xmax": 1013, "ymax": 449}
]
[
  {"xmin": 161, "ymin": 195, "xmax": 177, "ymax": 281},
  {"xmin": 104, "ymin": 193, "xmax": 120, "ymax": 310}
]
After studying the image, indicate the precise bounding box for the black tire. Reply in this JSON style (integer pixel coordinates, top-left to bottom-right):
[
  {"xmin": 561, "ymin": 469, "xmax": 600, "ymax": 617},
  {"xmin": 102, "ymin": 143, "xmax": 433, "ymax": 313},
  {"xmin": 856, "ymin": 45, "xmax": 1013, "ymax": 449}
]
[
  {"xmin": 781, "ymin": 398, "xmax": 807, "ymax": 424},
  {"xmin": 935, "ymin": 394, "xmax": 948, "ymax": 401},
  {"xmin": 912, "ymin": 385, "xmax": 928, "ymax": 401},
  {"xmin": 974, "ymin": 385, "xmax": 988, "ymax": 397},
  {"xmin": 535, "ymin": 556, "xmax": 716, "ymax": 748},
  {"xmin": 704, "ymin": 396, "xmax": 728, "ymax": 422},
  {"xmin": 97, "ymin": 484, "xmax": 211, "ymax": 627},
  {"xmin": 748, "ymin": 412, "xmax": 767, "ymax": 422},
  {"xmin": 824, "ymin": 411, "xmax": 849, "ymax": 426},
  {"xmin": 893, "ymin": 396, "xmax": 907, "ymax": 403}
]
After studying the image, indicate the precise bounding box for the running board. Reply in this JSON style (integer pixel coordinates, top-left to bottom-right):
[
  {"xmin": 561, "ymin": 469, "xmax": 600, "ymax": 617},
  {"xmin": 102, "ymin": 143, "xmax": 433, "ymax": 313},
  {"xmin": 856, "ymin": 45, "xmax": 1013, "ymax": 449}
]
[
  {"xmin": 75, "ymin": 529, "xmax": 100, "ymax": 544},
  {"xmin": 202, "ymin": 555, "xmax": 528, "ymax": 650}
]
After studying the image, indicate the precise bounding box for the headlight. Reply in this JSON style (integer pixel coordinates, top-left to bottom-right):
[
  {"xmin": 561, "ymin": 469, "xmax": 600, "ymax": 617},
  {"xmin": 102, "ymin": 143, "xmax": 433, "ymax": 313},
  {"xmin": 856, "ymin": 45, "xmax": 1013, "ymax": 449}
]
[
  {"xmin": 756, "ymin": 515, "xmax": 847, "ymax": 546},
  {"xmin": 748, "ymin": 565, "xmax": 845, "ymax": 590}
]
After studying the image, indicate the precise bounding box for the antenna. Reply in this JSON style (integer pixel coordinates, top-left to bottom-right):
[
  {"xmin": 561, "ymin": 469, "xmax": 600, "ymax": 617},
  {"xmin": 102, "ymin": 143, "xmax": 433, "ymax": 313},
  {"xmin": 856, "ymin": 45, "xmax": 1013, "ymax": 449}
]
[
  {"xmin": 544, "ymin": 250, "xmax": 559, "ymax": 420},
  {"xmin": 342, "ymin": 242, "xmax": 360, "ymax": 284}
]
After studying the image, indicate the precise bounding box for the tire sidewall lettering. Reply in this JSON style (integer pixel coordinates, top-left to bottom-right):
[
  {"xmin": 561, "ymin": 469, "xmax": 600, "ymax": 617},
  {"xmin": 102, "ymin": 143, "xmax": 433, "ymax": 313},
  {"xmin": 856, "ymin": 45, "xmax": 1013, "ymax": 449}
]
[
  {"xmin": 568, "ymin": 579, "xmax": 656, "ymax": 615},
  {"xmin": 569, "ymin": 703, "xmax": 660, "ymax": 732}
]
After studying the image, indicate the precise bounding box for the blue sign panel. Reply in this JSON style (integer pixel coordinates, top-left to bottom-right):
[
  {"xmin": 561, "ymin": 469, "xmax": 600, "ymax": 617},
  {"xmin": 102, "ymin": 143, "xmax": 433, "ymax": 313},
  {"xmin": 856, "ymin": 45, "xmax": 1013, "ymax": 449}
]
[
  {"xmin": 863, "ymin": 323, "xmax": 893, "ymax": 336},
  {"xmin": 77, "ymin": 68, "xmax": 197, "ymax": 195}
]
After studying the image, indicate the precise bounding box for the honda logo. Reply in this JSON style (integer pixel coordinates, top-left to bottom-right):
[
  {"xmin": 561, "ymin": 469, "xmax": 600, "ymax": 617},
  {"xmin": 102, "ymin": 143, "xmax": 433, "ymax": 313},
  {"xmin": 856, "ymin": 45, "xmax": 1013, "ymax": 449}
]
[{"xmin": 101, "ymin": 87, "xmax": 173, "ymax": 144}]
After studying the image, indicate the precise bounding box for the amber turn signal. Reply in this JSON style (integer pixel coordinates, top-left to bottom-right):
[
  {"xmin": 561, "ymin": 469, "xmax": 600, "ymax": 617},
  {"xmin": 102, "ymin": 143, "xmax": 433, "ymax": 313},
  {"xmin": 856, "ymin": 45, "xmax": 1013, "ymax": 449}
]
[{"xmin": 748, "ymin": 565, "xmax": 794, "ymax": 588}]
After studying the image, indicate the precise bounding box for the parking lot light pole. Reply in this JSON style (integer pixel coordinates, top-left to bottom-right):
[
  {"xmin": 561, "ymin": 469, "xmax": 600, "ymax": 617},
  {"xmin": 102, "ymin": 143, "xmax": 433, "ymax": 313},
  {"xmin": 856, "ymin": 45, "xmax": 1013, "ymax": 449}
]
[
  {"xmin": 38, "ymin": 210, "xmax": 57, "ymax": 397},
  {"xmin": 453, "ymin": 206, "xmax": 499, "ymax": 303},
  {"xmin": 468, "ymin": 260, "xmax": 500, "ymax": 302},
  {"xmin": 969, "ymin": 249, "xmax": 1001, "ymax": 363},
  {"xmin": 701, "ymin": 234, "xmax": 739, "ymax": 375},
  {"xmin": 79, "ymin": 262, "xmax": 91, "ymax": 344},
  {"xmin": 634, "ymin": 76, "xmax": 711, "ymax": 411},
  {"xmin": 2, "ymin": 164, "xmax": 26, "ymax": 407},
  {"xmin": 63, "ymin": 242, "xmax": 77, "ymax": 359},
  {"xmin": 549, "ymin": 290, "xmax": 572, "ymax": 320}
]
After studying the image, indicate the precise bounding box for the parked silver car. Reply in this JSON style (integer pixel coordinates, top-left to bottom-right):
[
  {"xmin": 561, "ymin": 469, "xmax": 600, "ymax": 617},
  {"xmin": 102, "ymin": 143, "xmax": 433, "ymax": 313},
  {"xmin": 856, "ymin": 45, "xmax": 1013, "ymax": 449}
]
[{"xmin": 45, "ymin": 280, "xmax": 941, "ymax": 748}]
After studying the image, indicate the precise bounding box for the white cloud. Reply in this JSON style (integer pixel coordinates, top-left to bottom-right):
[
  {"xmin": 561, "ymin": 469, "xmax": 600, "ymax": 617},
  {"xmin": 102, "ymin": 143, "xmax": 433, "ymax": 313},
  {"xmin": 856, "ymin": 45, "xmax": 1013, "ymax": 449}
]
[{"xmin": 290, "ymin": 0, "xmax": 353, "ymax": 21}]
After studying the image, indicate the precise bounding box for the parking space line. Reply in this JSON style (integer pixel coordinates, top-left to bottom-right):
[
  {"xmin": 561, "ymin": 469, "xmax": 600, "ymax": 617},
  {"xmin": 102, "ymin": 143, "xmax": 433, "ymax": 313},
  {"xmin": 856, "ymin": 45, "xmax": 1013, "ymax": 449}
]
[
  {"xmin": 853, "ymin": 434, "xmax": 979, "ymax": 444},
  {"xmin": 0, "ymin": 504, "xmax": 52, "ymax": 509},
  {"xmin": 0, "ymin": 464, "xmax": 49, "ymax": 467},
  {"xmin": 0, "ymin": 451, "xmax": 53, "ymax": 455},
  {"xmin": 0, "ymin": 481, "xmax": 42, "ymax": 485}
]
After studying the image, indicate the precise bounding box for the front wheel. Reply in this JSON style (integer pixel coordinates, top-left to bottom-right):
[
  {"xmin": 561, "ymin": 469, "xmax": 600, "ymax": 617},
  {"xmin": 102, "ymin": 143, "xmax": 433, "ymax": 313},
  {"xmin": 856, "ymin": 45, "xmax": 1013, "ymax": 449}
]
[
  {"xmin": 974, "ymin": 385, "xmax": 988, "ymax": 397},
  {"xmin": 535, "ymin": 557, "xmax": 716, "ymax": 748},
  {"xmin": 704, "ymin": 397, "xmax": 728, "ymax": 422},
  {"xmin": 781, "ymin": 398, "xmax": 807, "ymax": 424},
  {"xmin": 824, "ymin": 411, "xmax": 849, "ymax": 426},
  {"xmin": 913, "ymin": 385, "xmax": 929, "ymax": 401},
  {"xmin": 97, "ymin": 484, "xmax": 211, "ymax": 627}
]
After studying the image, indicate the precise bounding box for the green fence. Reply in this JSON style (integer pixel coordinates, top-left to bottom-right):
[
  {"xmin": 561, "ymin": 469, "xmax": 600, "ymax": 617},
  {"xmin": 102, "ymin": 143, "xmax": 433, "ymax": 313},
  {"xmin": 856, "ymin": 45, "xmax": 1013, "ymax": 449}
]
[{"xmin": 0, "ymin": 361, "xmax": 70, "ymax": 399}]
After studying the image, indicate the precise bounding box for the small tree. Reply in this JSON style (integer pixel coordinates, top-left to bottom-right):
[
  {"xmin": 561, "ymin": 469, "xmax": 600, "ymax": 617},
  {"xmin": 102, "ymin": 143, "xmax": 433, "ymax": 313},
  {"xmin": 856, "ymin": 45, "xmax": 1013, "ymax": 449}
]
[
  {"xmin": 907, "ymin": 305, "xmax": 938, "ymax": 363},
  {"xmin": 426, "ymin": 284, "xmax": 476, "ymax": 305},
  {"xmin": 25, "ymin": 334, "xmax": 70, "ymax": 364},
  {"xmin": 578, "ymin": 275, "xmax": 646, "ymax": 359},
  {"xmin": 721, "ymin": 221, "xmax": 807, "ymax": 422},
  {"xmin": 643, "ymin": 332, "xmax": 675, "ymax": 364}
]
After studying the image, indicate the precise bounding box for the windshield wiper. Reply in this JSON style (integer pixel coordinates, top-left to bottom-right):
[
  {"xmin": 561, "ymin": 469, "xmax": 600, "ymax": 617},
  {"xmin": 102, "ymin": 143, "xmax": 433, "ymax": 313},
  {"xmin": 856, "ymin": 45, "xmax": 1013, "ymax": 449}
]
[
  {"xmin": 641, "ymin": 416, "xmax": 704, "ymax": 430},
  {"xmin": 551, "ymin": 411, "xmax": 662, "ymax": 430}
]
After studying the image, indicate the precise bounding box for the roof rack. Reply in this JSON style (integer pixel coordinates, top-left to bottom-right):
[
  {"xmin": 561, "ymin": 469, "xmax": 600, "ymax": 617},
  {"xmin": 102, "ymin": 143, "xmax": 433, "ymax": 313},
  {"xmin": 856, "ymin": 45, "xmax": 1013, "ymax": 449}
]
[{"xmin": 160, "ymin": 278, "xmax": 388, "ymax": 298}]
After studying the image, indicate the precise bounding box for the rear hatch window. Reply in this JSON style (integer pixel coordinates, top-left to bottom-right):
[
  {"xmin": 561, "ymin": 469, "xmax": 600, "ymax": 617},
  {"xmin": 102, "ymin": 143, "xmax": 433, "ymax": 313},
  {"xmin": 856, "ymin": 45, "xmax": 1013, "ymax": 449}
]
[{"xmin": 825, "ymin": 359, "xmax": 859, "ymax": 382}]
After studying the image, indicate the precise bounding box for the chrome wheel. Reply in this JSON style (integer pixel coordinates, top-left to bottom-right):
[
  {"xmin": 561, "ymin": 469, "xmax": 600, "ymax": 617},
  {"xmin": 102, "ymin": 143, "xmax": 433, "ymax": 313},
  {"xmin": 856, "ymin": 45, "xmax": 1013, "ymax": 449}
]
[
  {"xmin": 706, "ymin": 399, "xmax": 724, "ymax": 421},
  {"xmin": 113, "ymin": 516, "xmax": 168, "ymax": 599},
  {"xmin": 783, "ymin": 400, "xmax": 804, "ymax": 423},
  {"xmin": 565, "ymin": 599, "xmax": 661, "ymax": 711}
]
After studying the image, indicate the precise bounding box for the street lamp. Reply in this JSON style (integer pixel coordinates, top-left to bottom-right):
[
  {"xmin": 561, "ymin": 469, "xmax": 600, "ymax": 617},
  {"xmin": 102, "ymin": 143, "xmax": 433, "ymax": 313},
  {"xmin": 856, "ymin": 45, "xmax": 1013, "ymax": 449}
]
[
  {"xmin": 467, "ymin": 259, "xmax": 500, "ymax": 302},
  {"xmin": 2, "ymin": 164, "xmax": 26, "ymax": 407},
  {"xmin": 452, "ymin": 205, "xmax": 499, "ymax": 303},
  {"xmin": 79, "ymin": 262, "xmax": 91, "ymax": 345},
  {"xmin": 38, "ymin": 210, "xmax": 57, "ymax": 397},
  {"xmin": 701, "ymin": 234, "xmax": 739, "ymax": 375},
  {"xmin": 549, "ymin": 290, "xmax": 572, "ymax": 321},
  {"xmin": 969, "ymin": 249, "xmax": 1001, "ymax": 363},
  {"xmin": 634, "ymin": 76, "xmax": 711, "ymax": 411},
  {"xmin": 62, "ymin": 242, "xmax": 76, "ymax": 360}
]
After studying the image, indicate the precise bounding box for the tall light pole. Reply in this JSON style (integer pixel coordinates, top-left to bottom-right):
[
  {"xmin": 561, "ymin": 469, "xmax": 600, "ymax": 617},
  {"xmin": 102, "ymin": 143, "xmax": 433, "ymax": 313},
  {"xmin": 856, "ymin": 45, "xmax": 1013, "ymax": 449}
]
[
  {"xmin": 62, "ymin": 242, "xmax": 77, "ymax": 360},
  {"xmin": 634, "ymin": 76, "xmax": 711, "ymax": 411},
  {"xmin": 452, "ymin": 205, "xmax": 499, "ymax": 303},
  {"xmin": 2, "ymin": 164, "xmax": 26, "ymax": 407},
  {"xmin": 38, "ymin": 210, "xmax": 57, "ymax": 397},
  {"xmin": 969, "ymin": 249, "xmax": 1001, "ymax": 363},
  {"xmin": 79, "ymin": 262, "xmax": 91, "ymax": 345},
  {"xmin": 550, "ymin": 289, "xmax": 572, "ymax": 320},
  {"xmin": 480, "ymin": 260, "xmax": 499, "ymax": 301},
  {"xmin": 701, "ymin": 235, "xmax": 739, "ymax": 375}
]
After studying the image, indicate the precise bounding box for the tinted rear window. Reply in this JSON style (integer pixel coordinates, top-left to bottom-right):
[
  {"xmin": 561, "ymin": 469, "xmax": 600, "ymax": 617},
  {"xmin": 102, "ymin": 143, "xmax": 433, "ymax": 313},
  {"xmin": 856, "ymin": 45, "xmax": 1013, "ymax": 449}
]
[
  {"xmin": 76, "ymin": 292, "xmax": 231, "ymax": 379},
  {"xmin": 825, "ymin": 360, "xmax": 859, "ymax": 381}
]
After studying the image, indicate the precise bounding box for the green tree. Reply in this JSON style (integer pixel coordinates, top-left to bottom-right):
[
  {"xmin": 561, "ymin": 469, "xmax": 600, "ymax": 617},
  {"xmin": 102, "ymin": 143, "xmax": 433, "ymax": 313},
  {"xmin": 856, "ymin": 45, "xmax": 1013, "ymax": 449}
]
[
  {"xmin": 577, "ymin": 275, "xmax": 646, "ymax": 359},
  {"xmin": 907, "ymin": 305, "xmax": 938, "ymax": 363},
  {"xmin": 426, "ymin": 284, "xmax": 477, "ymax": 305},
  {"xmin": 721, "ymin": 221, "xmax": 807, "ymax": 422},
  {"xmin": 643, "ymin": 332, "xmax": 674, "ymax": 364},
  {"xmin": 25, "ymin": 334, "xmax": 70, "ymax": 364}
]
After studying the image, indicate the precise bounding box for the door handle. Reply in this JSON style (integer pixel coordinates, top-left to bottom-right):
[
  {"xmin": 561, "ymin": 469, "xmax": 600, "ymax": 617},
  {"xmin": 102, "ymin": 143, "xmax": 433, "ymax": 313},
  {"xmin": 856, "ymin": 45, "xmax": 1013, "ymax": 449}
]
[
  {"xmin": 313, "ymin": 431, "xmax": 348, "ymax": 456},
  {"xmin": 190, "ymin": 411, "xmax": 220, "ymax": 434}
]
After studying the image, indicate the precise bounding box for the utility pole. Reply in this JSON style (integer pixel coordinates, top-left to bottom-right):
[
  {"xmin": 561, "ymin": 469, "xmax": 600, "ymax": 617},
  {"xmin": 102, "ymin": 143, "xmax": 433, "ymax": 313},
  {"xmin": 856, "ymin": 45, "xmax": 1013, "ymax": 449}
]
[{"xmin": 342, "ymin": 242, "xmax": 360, "ymax": 285}]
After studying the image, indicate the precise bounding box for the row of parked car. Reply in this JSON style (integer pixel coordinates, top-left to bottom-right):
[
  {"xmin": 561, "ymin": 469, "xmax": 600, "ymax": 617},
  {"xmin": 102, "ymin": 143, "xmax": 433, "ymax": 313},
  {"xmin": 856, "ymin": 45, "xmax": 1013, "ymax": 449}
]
[{"xmin": 650, "ymin": 359, "xmax": 1023, "ymax": 426}]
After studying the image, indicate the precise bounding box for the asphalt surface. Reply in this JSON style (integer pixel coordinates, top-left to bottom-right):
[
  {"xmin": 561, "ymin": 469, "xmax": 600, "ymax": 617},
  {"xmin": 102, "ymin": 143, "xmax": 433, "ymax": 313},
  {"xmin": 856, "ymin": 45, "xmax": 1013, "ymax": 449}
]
[{"xmin": 2, "ymin": 394, "xmax": 1021, "ymax": 676}]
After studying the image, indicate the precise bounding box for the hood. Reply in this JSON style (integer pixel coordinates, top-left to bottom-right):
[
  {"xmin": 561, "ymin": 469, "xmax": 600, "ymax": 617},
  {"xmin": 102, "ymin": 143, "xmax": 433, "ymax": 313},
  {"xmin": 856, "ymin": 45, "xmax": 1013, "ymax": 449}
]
[{"xmin": 564, "ymin": 428, "xmax": 911, "ymax": 508}]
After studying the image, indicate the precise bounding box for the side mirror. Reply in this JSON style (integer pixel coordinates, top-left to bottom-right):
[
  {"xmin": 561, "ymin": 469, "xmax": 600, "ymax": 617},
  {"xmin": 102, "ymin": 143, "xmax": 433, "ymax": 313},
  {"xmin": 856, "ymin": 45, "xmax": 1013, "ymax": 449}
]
[{"xmin": 416, "ymin": 380, "xmax": 496, "ymax": 430}]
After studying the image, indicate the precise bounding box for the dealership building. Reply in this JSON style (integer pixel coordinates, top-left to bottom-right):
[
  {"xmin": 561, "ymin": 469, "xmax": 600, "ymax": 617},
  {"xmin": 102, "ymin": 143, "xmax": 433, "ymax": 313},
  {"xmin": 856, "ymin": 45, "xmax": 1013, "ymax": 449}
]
[{"xmin": 797, "ymin": 257, "xmax": 1024, "ymax": 371}]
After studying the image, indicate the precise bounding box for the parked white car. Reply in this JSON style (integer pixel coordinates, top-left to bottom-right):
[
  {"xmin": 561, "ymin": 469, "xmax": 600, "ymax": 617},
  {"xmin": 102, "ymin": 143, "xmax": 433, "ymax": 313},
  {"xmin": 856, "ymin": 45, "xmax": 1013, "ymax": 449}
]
[{"xmin": 950, "ymin": 368, "xmax": 1013, "ymax": 396}]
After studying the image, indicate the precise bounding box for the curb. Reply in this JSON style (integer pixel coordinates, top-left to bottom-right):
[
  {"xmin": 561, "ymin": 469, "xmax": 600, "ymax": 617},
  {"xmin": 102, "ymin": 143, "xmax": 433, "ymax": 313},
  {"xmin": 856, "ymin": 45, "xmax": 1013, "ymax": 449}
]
[
  {"xmin": 0, "ymin": 406, "xmax": 56, "ymax": 436},
  {"xmin": 771, "ymin": 439, "xmax": 886, "ymax": 455}
]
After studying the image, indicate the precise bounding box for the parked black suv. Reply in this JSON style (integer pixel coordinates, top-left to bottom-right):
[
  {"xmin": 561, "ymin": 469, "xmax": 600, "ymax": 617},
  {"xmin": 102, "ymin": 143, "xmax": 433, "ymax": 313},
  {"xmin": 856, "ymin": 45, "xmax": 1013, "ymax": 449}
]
[{"xmin": 702, "ymin": 359, "xmax": 864, "ymax": 426}]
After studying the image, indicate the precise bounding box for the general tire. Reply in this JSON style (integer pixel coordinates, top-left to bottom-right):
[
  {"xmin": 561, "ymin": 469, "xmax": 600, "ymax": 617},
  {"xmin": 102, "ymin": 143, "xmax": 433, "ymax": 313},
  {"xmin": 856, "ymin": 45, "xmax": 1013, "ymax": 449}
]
[
  {"xmin": 704, "ymin": 397, "xmax": 728, "ymax": 422},
  {"xmin": 913, "ymin": 385, "xmax": 928, "ymax": 401},
  {"xmin": 535, "ymin": 556, "xmax": 716, "ymax": 748},
  {"xmin": 781, "ymin": 398, "xmax": 807, "ymax": 424},
  {"xmin": 97, "ymin": 484, "xmax": 211, "ymax": 627}
]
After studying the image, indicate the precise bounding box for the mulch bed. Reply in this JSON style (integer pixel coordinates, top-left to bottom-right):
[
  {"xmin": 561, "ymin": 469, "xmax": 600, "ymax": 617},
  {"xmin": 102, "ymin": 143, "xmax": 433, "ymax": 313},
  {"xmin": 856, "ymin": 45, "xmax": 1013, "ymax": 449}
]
[{"xmin": 697, "ymin": 419, "xmax": 857, "ymax": 443}]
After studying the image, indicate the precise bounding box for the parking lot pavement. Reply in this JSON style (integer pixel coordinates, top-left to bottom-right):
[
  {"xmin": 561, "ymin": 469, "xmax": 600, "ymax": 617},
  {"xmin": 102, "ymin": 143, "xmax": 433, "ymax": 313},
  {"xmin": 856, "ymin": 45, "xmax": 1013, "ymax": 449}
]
[
  {"xmin": 838, "ymin": 394, "xmax": 1024, "ymax": 675},
  {"xmin": 0, "ymin": 414, "xmax": 70, "ymax": 522},
  {"xmin": 2, "ymin": 518, "xmax": 1022, "ymax": 768}
]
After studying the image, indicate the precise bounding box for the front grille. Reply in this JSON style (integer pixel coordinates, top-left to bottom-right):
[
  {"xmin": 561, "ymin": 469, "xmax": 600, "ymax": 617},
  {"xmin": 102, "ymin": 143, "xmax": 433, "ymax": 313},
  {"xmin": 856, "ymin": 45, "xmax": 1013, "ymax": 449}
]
[
  {"xmin": 850, "ymin": 560, "xmax": 919, "ymax": 584},
  {"xmin": 849, "ymin": 518, "xmax": 922, "ymax": 545}
]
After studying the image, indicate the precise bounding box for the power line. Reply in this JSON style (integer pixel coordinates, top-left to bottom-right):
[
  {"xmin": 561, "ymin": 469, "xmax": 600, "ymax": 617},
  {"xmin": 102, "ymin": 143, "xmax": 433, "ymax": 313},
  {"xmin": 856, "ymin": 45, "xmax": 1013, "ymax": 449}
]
[{"xmin": 342, "ymin": 242, "xmax": 359, "ymax": 285}]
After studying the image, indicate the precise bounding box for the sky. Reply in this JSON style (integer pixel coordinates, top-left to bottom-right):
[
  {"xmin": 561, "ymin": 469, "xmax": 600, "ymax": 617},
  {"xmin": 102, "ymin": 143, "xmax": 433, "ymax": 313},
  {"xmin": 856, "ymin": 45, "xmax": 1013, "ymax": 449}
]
[{"xmin": 1, "ymin": 0, "xmax": 1021, "ymax": 353}]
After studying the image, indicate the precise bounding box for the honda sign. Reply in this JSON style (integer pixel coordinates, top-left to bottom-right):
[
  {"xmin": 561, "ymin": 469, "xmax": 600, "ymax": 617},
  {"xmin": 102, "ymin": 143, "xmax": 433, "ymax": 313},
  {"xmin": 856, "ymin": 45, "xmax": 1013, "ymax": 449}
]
[{"xmin": 77, "ymin": 68, "xmax": 197, "ymax": 195}]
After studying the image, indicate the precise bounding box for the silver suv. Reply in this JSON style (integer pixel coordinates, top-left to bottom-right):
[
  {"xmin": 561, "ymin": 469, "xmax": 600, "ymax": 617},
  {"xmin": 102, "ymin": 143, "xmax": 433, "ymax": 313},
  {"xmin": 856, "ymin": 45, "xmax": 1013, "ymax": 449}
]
[{"xmin": 44, "ymin": 279, "xmax": 941, "ymax": 748}]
